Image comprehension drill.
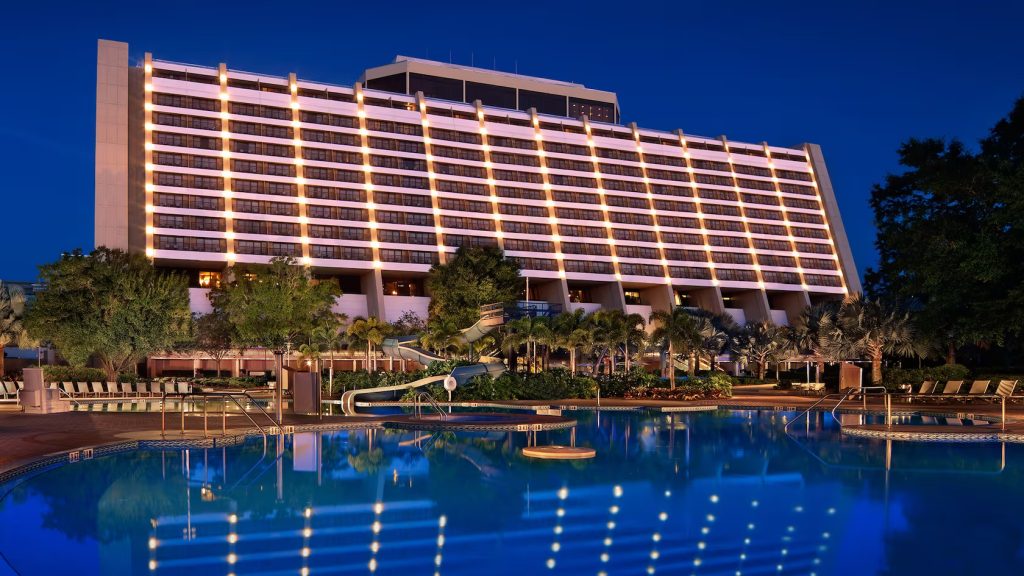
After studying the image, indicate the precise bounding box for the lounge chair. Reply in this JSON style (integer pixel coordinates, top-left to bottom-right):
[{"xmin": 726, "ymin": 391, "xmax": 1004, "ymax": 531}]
[
  {"xmin": 103, "ymin": 382, "xmax": 118, "ymax": 397},
  {"xmin": 74, "ymin": 382, "xmax": 90, "ymax": 397},
  {"xmin": 958, "ymin": 380, "xmax": 991, "ymax": 402},
  {"xmin": 122, "ymin": 382, "xmax": 136, "ymax": 397},
  {"xmin": 176, "ymin": 382, "xmax": 190, "ymax": 395},
  {"xmin": 996, "ymin": 380, "xmax": 1020, "ymax": 403},
  {"xmin": 89, "ymin": 382, "xmax": 107, "ymax": 398},
  {"xmin": 59, "ymin": 382, "xmax": 74, "ymax": 397},
  {"xmin": 901, "ymin": 381, "xmax": 935, "ymax": 403},
  {"xmin": 0, "ymin": 380, "xmax": 15, "ymax": 400}
]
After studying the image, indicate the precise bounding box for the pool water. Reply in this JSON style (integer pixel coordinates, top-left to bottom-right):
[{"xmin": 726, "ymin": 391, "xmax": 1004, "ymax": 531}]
[{"xmin": 2, "ymin": 409, "xmax": 1023, "ymax": 575}]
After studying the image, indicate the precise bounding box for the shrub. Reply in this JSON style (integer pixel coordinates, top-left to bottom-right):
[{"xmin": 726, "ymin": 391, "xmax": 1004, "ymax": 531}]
[
  {"xmin": 597, "ymin": 368, "xmax": 660, "ymax": 397},
  {"xmin": 191, "ymin": 376, "xmax": 267, "ymax": 389},
  {"xmin": 624, "ymin": 372, "xmax": 732, "ymax": 400},
  {"xmin": 40, "ymin": 365, "xmax": 107, "ymax": 383},
  {"xmin": 882, "ymin": 364, "xmax": 971, "ymax": 391}
]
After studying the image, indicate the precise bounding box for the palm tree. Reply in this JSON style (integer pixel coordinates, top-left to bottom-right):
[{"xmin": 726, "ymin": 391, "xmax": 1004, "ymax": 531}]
[
  {"xmin": 837, "ymin": 294, "xmax": 917, "ymax": 385},
  {"xmin": 0, "ymin": 282, "xmax": 27, "ymax": 378},
  {"xmin": 792, "ymin": 301, "xmax": 843, "ymax": 382},
  {"xmin": 686, "ymin": 308, "xmax": 738, "ymax": 372},
  {"xmin": 346, "ymin": 317, "xmax": 393, "ymax": 372},
  {"xmin": 730, "ymin": 321, "xmax": 788, "ymax": 380},
  {"xmin": 620, "ymin": 312, "xmax": 647, "ymax": 372},
  {"xmin": 421, "ymin": 320, "xmax": 464, "ymax": 359},
  {"xmin": 551, "ymin": 309, "xmax": 592, "ymax": 375},
  {"xmin": 502, "ymin": 316, "xmax": 551, "ymax": 373},
  {"xmin": 316, "ymin": 313, "xmax": 349, "ymax": 396},
  {"xmin": 649, "ymin": 307, "xmax": 702, "ymax": 387}
]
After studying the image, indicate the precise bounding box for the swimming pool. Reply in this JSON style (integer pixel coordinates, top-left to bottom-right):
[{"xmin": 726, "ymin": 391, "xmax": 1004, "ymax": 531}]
[{"xmin": 2, "ymin": 409, "xmax": 1022, "ymax": 575}]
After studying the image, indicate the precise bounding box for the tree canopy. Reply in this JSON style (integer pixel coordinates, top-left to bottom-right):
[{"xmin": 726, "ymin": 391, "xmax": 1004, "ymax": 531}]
[
  {"xmin": 208, "ymin": 257, "xmax": 340, "ymax": 352},
  {"xmin": 867, "ymin": 97, "xmax": 1024, "ymax": 364},
  {"xmin": 425, "ymin": 246, "xmax": 521, "ymax": 329},
  {"xmin": 25, "ymin": 248, "xmax": 191, "ymax": 379}
]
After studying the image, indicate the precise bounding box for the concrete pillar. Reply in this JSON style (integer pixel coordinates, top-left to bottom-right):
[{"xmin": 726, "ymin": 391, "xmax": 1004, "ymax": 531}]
[
  {"xmin": 771, "ymin": 290, "xmax": 811, "ymax": 326},
  {"xmin": 591, "ymin": 282, "xmax": 626, "ymax": 312},
  {"xmin": 362, "ymin": 270, "xmax": 386, "ymax": 320},
  {"xmin": 732, "ymin": 289, "xmax": 771, "ymax": 324},
  {"xmin": 640, "ymin": 284, "xmax": 674, "ymax": 314},
  {"xmin": 532, "ymin": 278, "xmax": 571, "ymax": 314},
  {"xmin": 95, "ymin": 40, "xmax": 130, "ymax": 251}
]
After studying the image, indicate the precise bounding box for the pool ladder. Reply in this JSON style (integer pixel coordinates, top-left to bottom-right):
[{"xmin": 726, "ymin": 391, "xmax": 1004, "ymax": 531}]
[
  {"xmin": 160, "ymin": 391, "xmax": 280, "ymax": 443},
  {"xmin": 784, "ymin": 386, "xmax": 891, "ymax": 432},
  {"xmin": 413, "ymin": 391, "xmax": 447, "ymax": 420}
]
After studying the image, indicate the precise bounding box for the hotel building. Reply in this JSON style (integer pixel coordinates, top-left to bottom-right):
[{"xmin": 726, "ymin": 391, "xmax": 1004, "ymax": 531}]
[{"xmin": 95, "ymin": 39, "xmax": 859, "ymax": 330}]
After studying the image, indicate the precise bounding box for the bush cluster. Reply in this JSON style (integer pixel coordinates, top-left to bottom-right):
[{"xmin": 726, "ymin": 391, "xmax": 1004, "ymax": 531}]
[
  {"xmin": 624, "ymin": 372, "xmax": 733, "ymax": 400},
  {"xmin": 882, "ymin": 364, "xmax": 971, "ymax": 391},
  {"xmin": 40, "ymin": 366, "xmax": 108, "ymax": 383}
]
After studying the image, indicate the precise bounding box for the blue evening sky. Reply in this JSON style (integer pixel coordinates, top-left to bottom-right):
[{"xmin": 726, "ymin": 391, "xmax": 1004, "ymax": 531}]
[{"xmin": 2, "ymin": 0, "xmax": 1022, "ymax": 284}]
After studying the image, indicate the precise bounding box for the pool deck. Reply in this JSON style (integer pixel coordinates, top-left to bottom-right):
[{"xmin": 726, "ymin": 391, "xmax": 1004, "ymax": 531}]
[{"xmin": 3, "ymin": 393, "xmax": 1024, "ymax": 475}]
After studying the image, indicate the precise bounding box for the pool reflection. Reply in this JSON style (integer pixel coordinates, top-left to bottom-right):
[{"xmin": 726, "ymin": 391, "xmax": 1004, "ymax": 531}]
[{"xmin": 2, "ymin": 409, "xmax": 1023, "ymax": 575}]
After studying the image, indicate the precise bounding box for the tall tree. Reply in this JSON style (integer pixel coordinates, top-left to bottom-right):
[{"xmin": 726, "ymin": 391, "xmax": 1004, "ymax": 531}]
[
  {"xmin": 686, "ymin": 308, "xmax": 738, "ymax": 372},
  {"xmin": 192, "ymin": 310, "xmax": 236, "ymax": 377},
  {"xmin": 551, "ymin": 309, "xmax": 592, "ymax": 375},
  {"xmin": 0, "ymin": 282, "xmax": 27, "ymax": 377},
  {"xmin": 649, "ymin": 307, "xmax": 702, "ymax": 387},
  {"xmin": 867, "ymin": 97, "xmax": 1024, "ymax": 363},
  {"xmin": 25, "ymin": 248, "xmax": 191, "ymax": 380},
  {"xmin": 792, "ymin": 301, "xmax": 843, "ymax": 382},
  {"xmin": 502, "ymin": 316, "xmax": 551, "ymax": 373},
  {"xmin": 838, "ymin": 294, "xmax": 917, "ymax": 385},
  {"xmin": 426, "ymin": 246, "xmax": 521, "ymax": 330},
  {"xmin": 730, "ymin": 321, "xmax": 788, "ymax": 380},
  {"xmin": 346, "ymin": 317, "xmax": 393, "ymax": 372}
]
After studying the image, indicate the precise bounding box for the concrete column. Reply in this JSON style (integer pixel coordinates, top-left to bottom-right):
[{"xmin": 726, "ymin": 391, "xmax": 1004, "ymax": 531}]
[
  {"xmin": 805, "ymin": 143, "xmax": 862, "ymax": 295},
  {"xmin": 95, "ymin": 39, "xmax": 130, "ymax": 251},
  {"xmin": 772, "ymin": 290, "xmax": 811, "ymax": 326},
  {"xmin": 640, "ymin": 284, "xmax": 674, "ymax": 314},
  {"xmin": 362, "ymin": 270, "xmax": 386, "ymax": 320},
  {"xmin": 591, "ymin": 282, "xmax": 626, "ymax": 312},
  {"xmin": 532, "ymin": 278, "xmax": 571, "ymax": 313},
  {"xmin": 732, "ymin": 289, "xmax": 771, "ymax": 324}
]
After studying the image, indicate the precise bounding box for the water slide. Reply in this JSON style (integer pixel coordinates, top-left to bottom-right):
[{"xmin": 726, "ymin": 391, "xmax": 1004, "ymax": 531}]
[{"xmin": 339, "ymin": 305, "xmax": 506, "ymax": 415}]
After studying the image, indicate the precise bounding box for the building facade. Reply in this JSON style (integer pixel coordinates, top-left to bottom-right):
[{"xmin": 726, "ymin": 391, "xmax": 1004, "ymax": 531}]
[{"xmin": 95, "ymin": 39, "xmax": 859, "ymax": 329}]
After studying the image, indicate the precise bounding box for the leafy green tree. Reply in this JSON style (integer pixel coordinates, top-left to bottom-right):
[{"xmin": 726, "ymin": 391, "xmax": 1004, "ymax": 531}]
[
  {"xmin": 0, "ymin": 281, "xmax": 28, "ymax": 377},
  {"xmin": 426, "ymin": 246, "xmax": 521, "ymax": 329},
  {"xmin": 421, "ymin": 318, "xmax": 465, "ymax": 359},
  {"xmin": 867, "ymin": 97, "xmax": 1024, "ymax": 364},
  {"xmin": 25, "ymin": 248, "xmax": 191, "ymax": 380},
  {"xmin": 838, "ymin": 294, "xmax": 917, "ymax": 385},
  {"xmin": 309, "ymin": 312, "xmax": 348, "ymax": 395},
  {"xmin": 192, "ymin": 309, "xmax": 237, "ymax": 377},
  {"xmin": 649, "ymin": 307, "xmax": 702, "ymax": 386},
  {"xmin": 346, "ymin": 316, "xmax": 393, "ymax": 372},
  {"xmin": 730, "ymin": 321, "xmax": 789, "ymax": 380}
]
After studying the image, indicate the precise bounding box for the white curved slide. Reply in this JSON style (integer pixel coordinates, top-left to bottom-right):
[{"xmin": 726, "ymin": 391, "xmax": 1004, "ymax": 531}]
[{"xmin": 340, "ymin": 305, "xmax": 507, "ymax": 415}]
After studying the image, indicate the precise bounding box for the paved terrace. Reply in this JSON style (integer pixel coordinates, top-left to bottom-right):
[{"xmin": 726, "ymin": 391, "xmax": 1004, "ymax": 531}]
[{"xmin": 3, "ymin": 393, "xmax": 1024, "ymax": 475}]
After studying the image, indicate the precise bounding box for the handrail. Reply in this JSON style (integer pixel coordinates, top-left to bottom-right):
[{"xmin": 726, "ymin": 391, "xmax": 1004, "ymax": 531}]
[
  {"xmin": 783, "ymin": 386, "xmax": 891, "ymax": 432},
  {"xmin": 414, "ymin": 391, "xmax": 447, "ymax": 420},
  {"xmin": 160, "ymin": 391, "xmax": 277, "ymax": 444},
  {"xmin": 57, "ymin": 387, "xmax": 81, "ymax": 408}
]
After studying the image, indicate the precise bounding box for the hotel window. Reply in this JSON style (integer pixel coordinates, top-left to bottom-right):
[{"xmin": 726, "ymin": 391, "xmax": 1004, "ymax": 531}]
[
  {"xmin": 444, "ymin": 235, "xmax": 500, "ymax": 249},
  {"xmin": 617, "ymin": 245, "xmax": 659, "ymax": 259},
  {"xmin": 762, "ymin": 271, "xmax": 801, "ymax": 284},
  {"xmin": 744, "ymin": 208, "xmax": 784, "ymax": 222},
  {"xmin": 747, "ymin": 223, "xmax": 787, "ymax": 236},
  {"xmin": 654, "ymin": 199, "xmax": 697, "ymax": 213},
  {"xmin": 555, "ymin": 207, "xmax": 602, "ymax": 222},
  {"xmin": 503, "ymin": 221, "xmax": 551, "ymax": 235},
  {"xmin": 619, "ymin": 263, "xmax": 662, "ymax": 277},
  {"xmin": 647, "ymin": 168, "xmax": 689, "ymax": 182},
  {"xmin": 661, "ymin": 232, "xmax": 703, "ymax": 245},
  {"xmin": 311, "ymin": 245, "xmax": 372, "ymax": 260},
  {"xmin": 715, "ymin": 268, "xmax": 758, "ymax": 282},
  {"xmin": 465, "ymin": 81, "xmax": 516, "ymax": 110},
  {"xmin": 192, "ymin": 156, "xmax": 222, "ymax": 170},
  {"xmin": 602, "ymin": 179, "xmax": 645, "ymax": 193},
  {"xmin": 599, "ymin": 163, "xmax": 643, "ymax": 178},
  {"xmin": 611, "ymin": 228, "xmax": 656, "ymax": 242},
  {"xmin": 742, "ymin": 193, "xmax": 779, "ymax": 206},
  {"xmin": 733, "ymin": 164, "xmax": 772, "ymax": 178},
  {"xmin": 439, "ymin": 198, "xmax": 491, "ymax": 214},
  {"xmin": 605, "ymin": 195, "xmax": 648, "ymax": 209},
  {"xmin": 609, "ymin": 212, "xmax": 653, "ymax": 226},
  {"xmin": 497, "ymin": 186, "xmax": 546, "ymax": 201},
  {"xmin": 432, "ymin": 144, "xmax": 484, "ymax": 162},
  {"xmin": 779, "ymin": 182, "xmax": 816, "ymax": 196},
  {"xmin": 492, "ymin": 170, "xmax": 543, "ymax": 184},
  {"xmin": 713, "ymin": 251, "xmax": 754, "ymax": 265},
  {"xmin": 752, "ymin": 238, "xmax": 792, "ymax": 252},
  {"xmin": 408, "ymin": 73, "xmax": 463, "ymax": 102},
  {"xmin": 503, "ymin": 238, "xmax": 554, "ymax": 253},
  {"xmin": 198, "ymin": 271, "xmax": 221, "ymax": 289},
  {"xmin": 669, "ymin": 266, "xmax": 713, "ymax": 280},
  {"xmin": 491, "ymin": 152, "xmax": 541, "ymax": 168},
  {"xmin": 694, "ymin": 174, "xmax": 734, "ymax": 187},
  {"xmin": 650, "ymin": 184, "xmax": 692, "ymax": 198},
  {"xmin": 440, "ymin": 216, "xmax": 495, "ymax": 232},
  {"xmin": 549, "ymin": 174, "xmax": 597, "ymax": 188},
  {"xmin": 499, "ymin": 204, "xmax": 548, "ymax": 218},
  {"xmin": 788, "ymin": 212, "xmax": 826, "ymax": 225},
  {"xmin": 511, "ymin": 257, "xmax": 559, "ymax": 271},
  {"xmin": 307, "ymin": 186, "xmax": 365, "ymax": 202},
  {"xmin": 371, "ymin": 155, "xmax": 427, "ymax": 172},
  {"xmin": 782, "ymin": 196, "xmax": 820, "ymax": 210},
  {"xmin": 548, "ymin": 158, "xmax": 592, "ymax": 172},
  {"xmin": 792, "ymin": 227, "xmax": 829, "ymax": 240},
  {"xmin": 776, "ymin": 169, "xmax": 814, "ymax": 182},
  {"xmin": 804, "ymin": 274, "xmax": 843, "ymax": 287},
  {"xmin": 664, "ymin": 249, "xmax": 706, "ymax": 262},
  {"xmin": 759, "ymin": 254, "xmax": 797, "ymax": 268},
  {"xmin": 796, "ymin": 241, "xmax": 833, "ymax": 255},
  {"xmin": 436, "ymin": 180, "xmax": 488, "ymax": 196},
  {"xmin": 562, "ymin": 242, "xmax": 611, "ymax": 257},
  {"xmin": 564, "ymin": 260, "xmax": 614, "ymax": 275},
  {"xmin": 596, "ymin": 148, "xmax": 639, "ymax": 162},
  {"xmin": 518, "ymin": 89, "xmax": 567, "ymax": 117},
  {"xmin": 738, "ymin": 178, "xmax": 775, "ymax": 192},
  {"xmin": 568, "ymin": 97, "xmax": 615, "ymax": 123},
  {"xmin": 800, "ymin": 257, "xmax": 838, "ymax": 270},
  {"xmin": 644, "ymin": 154, "xmax": 685, "ymax": 168},
  {"xmin": 488, "ymin": 135, "xmax": 537, "ymax": 151},
  {"xmin": 383, "ymin": 279, "xmax": 423, "ymax": 297},
  {"xmin": 434, "ymin": 163, "xmax": 486, "ymax": 179},
  {"xmin": 704, "ymin": 219, "xmax": 745, "ymax": 233},
  {"xmin": 698, "ymin": 188, "xmax": 737, "ymax": 202}
]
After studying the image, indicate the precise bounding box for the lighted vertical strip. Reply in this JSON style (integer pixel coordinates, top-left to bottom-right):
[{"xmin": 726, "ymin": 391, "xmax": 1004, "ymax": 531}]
[
  {"xmin": 801, "ymin": 144, "xmax": 849, "ymax": 294},
  {"xmin": 226, "ymin": 512, "xmax": 238, "ymax": 574},
  {"xmin": 218, "ymin": 64, "xmax": 236, "ymax": 263},
  {"xmin": 528, "ymin": 110, "xmax": 566, "ymax": 278},
  {"xmin": 368, "ymin": 501, "xmax": 383, "ymax": 573},
  {"xmin": 434, "ymin": 514, "xmax": 447, "ymax": 576},
  {"xmin": 415, "ymin": 93, "xmax": 447, "ymax": 264},
  {"xmin": 578, "ymin": 119, "xmax": 621, "ymax": 280},
  {"xmin": 299, "ymin": 507, "xmax": 312, "ymax": 576},
  {"xmin": 475, "ymin": 101, "xmax": 505, "ymax": 251},
  {"xmin": 143, "ymin": 54, "xmax": 154, "ymax": 259},
  {"xmin": 288, "ymin": 73, "xmax": 311, "ymax": 265},
  {"xmin": 628, "ymin": 124, "xmax": 672, "ymax": 283},
  {"xmin": 720, "ymin": 136, "xmax": 766, "ymax": 288},
  {"xmin": 675, "ymin": 130, "xmax": 720, "ymax": 287},
  {"xmin": 354, "ymin": 84, "xmax": 382, "ymax": 269},
  {"xmin": 762, "ymin": 143, "xmax": 810, "ymax": 291}
]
